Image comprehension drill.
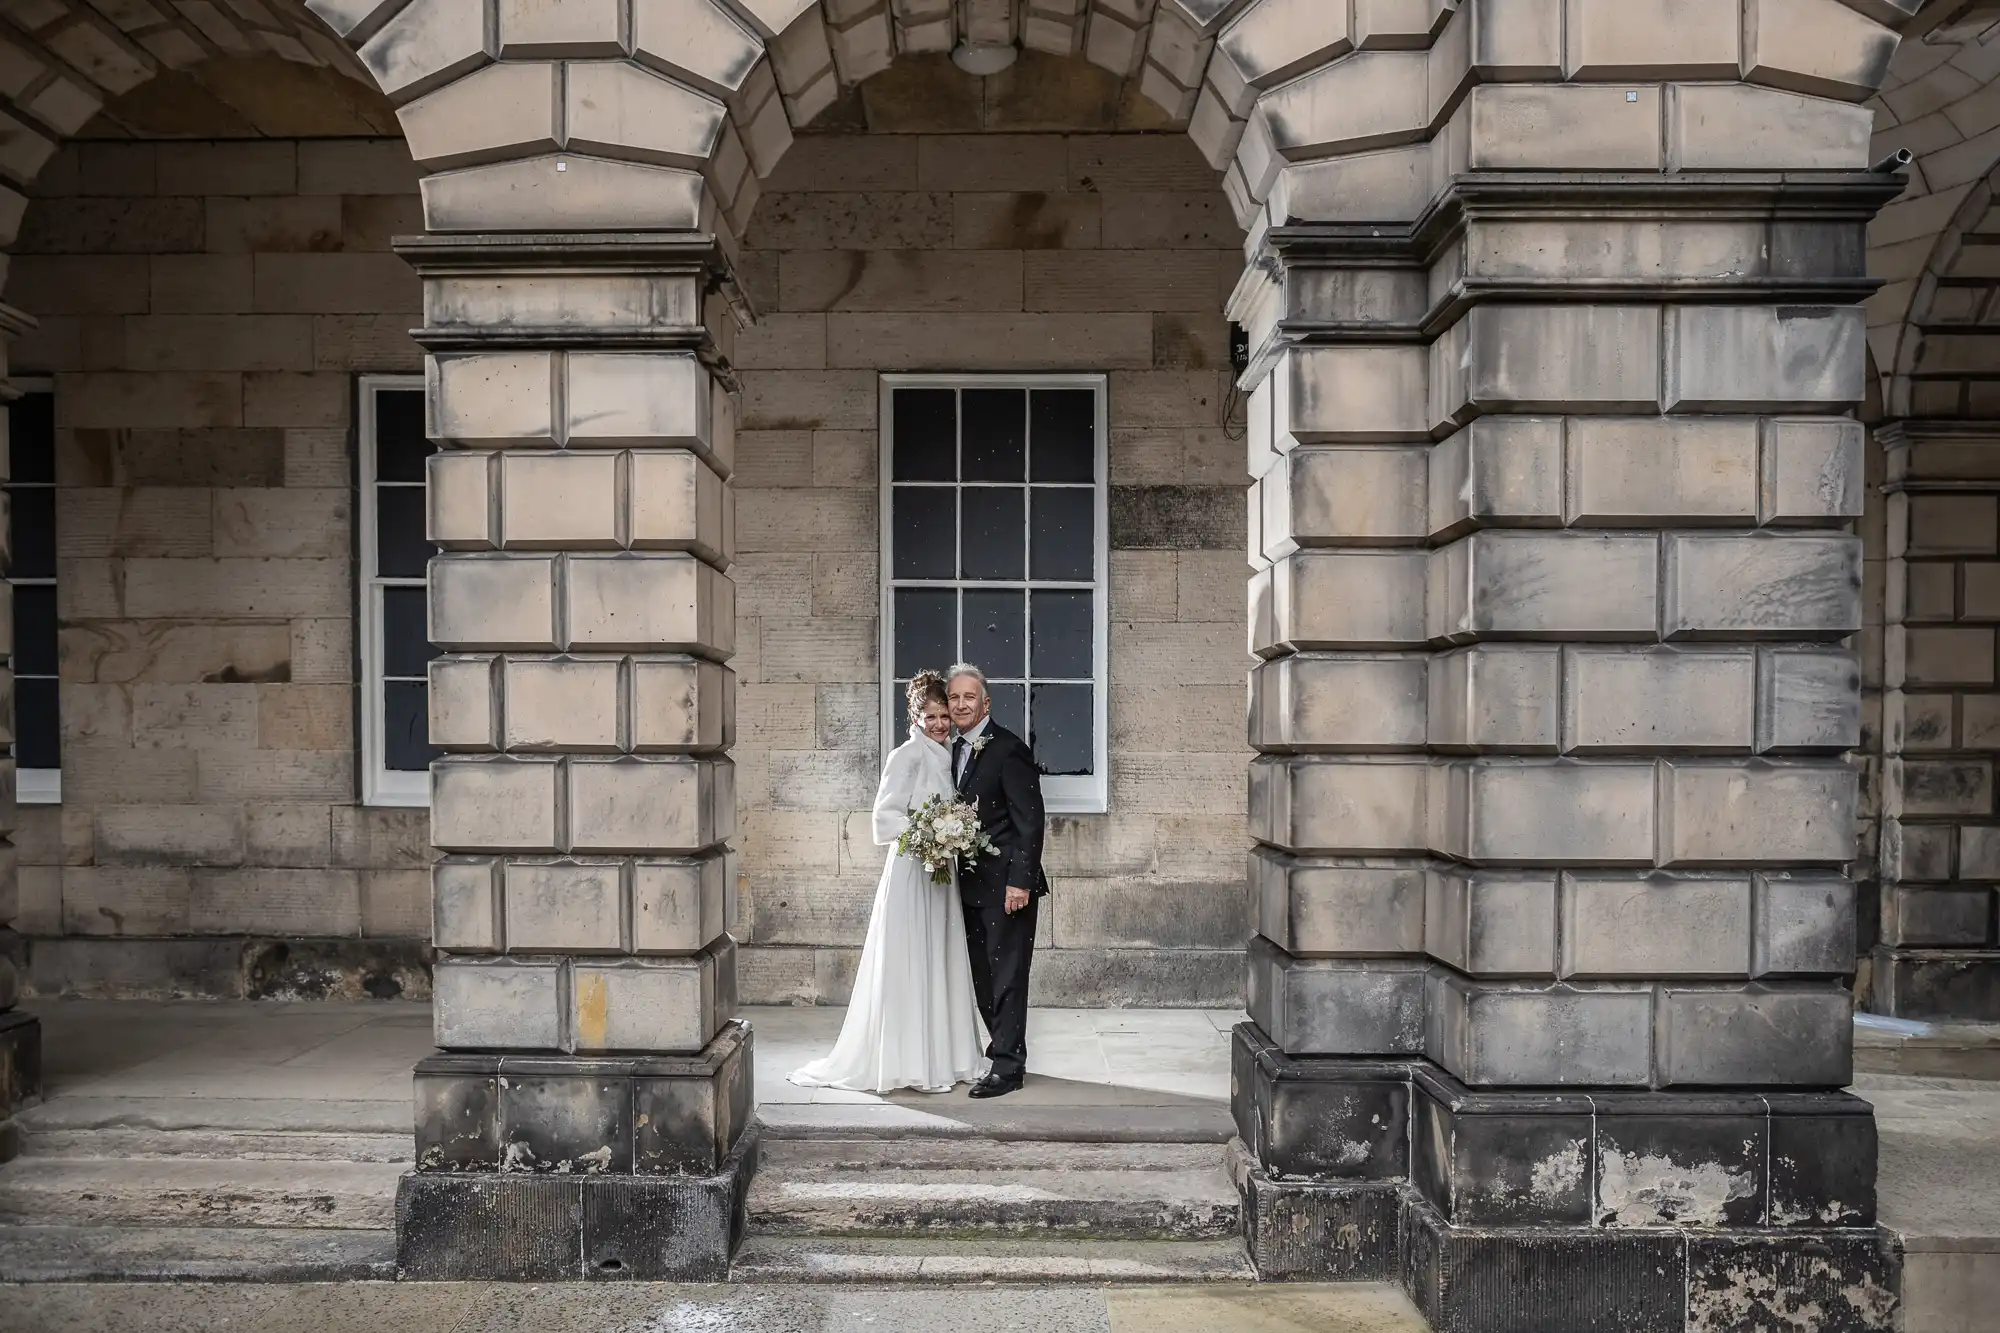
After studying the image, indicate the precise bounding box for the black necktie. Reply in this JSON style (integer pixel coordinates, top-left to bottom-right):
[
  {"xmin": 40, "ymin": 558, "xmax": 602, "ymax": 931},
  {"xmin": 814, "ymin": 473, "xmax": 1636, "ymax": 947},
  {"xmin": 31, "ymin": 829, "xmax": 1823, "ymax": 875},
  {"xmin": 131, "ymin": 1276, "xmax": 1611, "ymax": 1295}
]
[{"xmin": 952, "ymin": 736, "xmax": 966, "ymax": 781}]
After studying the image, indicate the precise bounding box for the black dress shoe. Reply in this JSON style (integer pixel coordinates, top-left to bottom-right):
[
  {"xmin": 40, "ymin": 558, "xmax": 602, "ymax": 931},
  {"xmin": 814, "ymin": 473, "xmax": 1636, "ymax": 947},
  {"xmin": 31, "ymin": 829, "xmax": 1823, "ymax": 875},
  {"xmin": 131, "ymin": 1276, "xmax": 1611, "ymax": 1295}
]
[{"xmin": 967, "ymin": 1074, "xmax": 1023, "ymax": 1099}]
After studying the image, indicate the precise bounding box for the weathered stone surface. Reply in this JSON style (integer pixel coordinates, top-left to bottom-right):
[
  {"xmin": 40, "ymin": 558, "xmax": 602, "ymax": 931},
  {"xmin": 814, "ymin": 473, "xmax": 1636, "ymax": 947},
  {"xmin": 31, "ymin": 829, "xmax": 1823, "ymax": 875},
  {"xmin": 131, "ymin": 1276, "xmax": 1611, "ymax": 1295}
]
[
  {"xmin": 1252, "ymin": 846, "xmax": 1425, "ymax": 956},
  {"xmin": 1246, "ymin": 935, "xmax": 1426, "ymax": 1056}
]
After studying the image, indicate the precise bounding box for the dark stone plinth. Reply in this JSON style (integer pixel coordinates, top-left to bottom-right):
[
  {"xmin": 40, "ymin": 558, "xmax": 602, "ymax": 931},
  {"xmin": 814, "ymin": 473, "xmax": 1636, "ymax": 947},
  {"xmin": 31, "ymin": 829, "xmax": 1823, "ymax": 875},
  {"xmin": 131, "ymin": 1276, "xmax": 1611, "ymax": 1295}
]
[
  {"xmin": 395, "ymin": 1123, "xmax": 758, "ymax": 1281},
  {"xmin": 415, "ymin": 1020, "xmax": 753, "ymax": 1175},
  {"xmin": 1230, "ymin": 1022, "xmax": 1414, "ymax": 1180},
  {"xmin": 0, "ymin": 1008, "xmax": 42, "ymax": 1165},
  {"xmin": 1870, "ymin": 946, "xmax": 2000, "ymax": 1021},
  {"xmin": 1226, "ymin": 1137, "xmax": 1404, "ymax": 1282}
]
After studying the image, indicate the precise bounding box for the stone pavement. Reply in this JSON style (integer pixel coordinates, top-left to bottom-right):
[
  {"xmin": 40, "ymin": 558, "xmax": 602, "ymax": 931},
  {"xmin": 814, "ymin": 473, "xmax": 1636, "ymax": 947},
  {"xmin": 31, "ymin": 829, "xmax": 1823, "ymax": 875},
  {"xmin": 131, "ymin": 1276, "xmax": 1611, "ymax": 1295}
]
[{"xmin": 0, "ymin": 1281, "xmax": 1428, "ymax": 1333}]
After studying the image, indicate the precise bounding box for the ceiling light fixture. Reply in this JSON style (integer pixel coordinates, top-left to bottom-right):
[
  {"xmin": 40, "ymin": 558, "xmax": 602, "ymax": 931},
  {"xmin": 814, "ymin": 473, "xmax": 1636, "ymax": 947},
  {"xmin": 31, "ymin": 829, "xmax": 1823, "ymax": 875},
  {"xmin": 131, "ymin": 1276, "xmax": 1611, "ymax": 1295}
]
[{"xmin": 951, "ymin": 41, "xmax": 1018, "ymax": 75}]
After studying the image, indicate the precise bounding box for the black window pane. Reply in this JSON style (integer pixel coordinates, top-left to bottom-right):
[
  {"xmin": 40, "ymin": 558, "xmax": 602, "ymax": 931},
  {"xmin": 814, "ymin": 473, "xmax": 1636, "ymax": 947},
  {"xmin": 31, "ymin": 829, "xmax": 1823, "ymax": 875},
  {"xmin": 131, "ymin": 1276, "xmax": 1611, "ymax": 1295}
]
[
  {"xmin": 1031, "ymin": 683, "xmax": 1092, "ymax": 777},
  {"xmin": 961, "ymin": 388, "xmax": 1025, "ymax": 482},
  {"xmin": 376, "ymin": 389, "xmax": 433, "ymax": 483},
  {"xmin": 893, "ymin": 388, "xmax": 956, "ymax": 481},
  {"xmin": 988, "ymin": 682, "xmax": 1024, "ymax": 741},
  {"xmin": 12, "ymin": 583, "xmax": 55, "ymax": 677},
  {"xmin": 1030, "ymin": 488, "xmax": 1093, "ymax": 581},
  {"xmin": 8, "ymin": 393, "xmax": 53, "ymax": 484},
  {"xmin": 7, "ymin": 486, "xmax": 54, "ymax": 580},
  {"xmin": 376, "ymin": 486, "xmax": 435, "ymax": 579},
  {"xmin": 893, "ymin": 485, "xmax": 956, "ymax": 578},
  {"xmin": 383, "ymin": 586, "xmax": 437, "ymax": 679},
  {"xmin": 1031, "ymin": 590, "xmax": 1093, "ymax": 679},
  {"xmin": 894, "ymin": 589, "xmax": 956, "ymax": 679},
  {"xmin": 962, "ymin": 588, "xmax": 1024, "ymax": 679},
  {"xmin": 1030, "ymin": 389, "xmax": 1094, "ymax": 483},
  {"xmin": 961, "ymin": 486, "xmax": 1024, "ymax": 581},
  {"xmin": 384, "ymin": 679, "xmax": 440, "ymax": 772},
  {"xmin": 14, "ymin": 675, "xmax": 57, "ymax": 771}
]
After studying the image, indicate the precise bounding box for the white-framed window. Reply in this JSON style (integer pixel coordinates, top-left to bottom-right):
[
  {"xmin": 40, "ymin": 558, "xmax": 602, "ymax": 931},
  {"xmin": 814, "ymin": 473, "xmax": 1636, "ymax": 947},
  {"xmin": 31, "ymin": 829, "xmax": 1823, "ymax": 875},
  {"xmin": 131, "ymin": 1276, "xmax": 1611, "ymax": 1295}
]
[
  {"xmin": 358, "ymin": 374, "xmax": 437, "ymax": 806},
  {"xmin": 7, "ymin": 380, "xmax": 57, "ymax": 804},
  {"xmin": 879, "ymin": 374, "xmax": 1110, "ymax": 814}
]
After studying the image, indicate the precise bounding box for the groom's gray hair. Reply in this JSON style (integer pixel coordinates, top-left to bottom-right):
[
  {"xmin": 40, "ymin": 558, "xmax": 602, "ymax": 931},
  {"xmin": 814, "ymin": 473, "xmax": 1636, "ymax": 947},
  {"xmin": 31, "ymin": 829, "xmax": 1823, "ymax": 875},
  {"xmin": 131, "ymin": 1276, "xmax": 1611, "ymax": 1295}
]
[{"xmin": 945, "ymin": 663, "xmax": 988, "ymax": 696}]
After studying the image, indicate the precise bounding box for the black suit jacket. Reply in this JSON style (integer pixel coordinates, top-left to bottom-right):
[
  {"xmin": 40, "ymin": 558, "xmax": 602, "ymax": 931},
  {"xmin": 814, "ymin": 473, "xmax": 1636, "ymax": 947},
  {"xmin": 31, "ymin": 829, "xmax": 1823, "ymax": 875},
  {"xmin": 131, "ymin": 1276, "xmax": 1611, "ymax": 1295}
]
[{"xmin": 953, "ymin": 722, "xmax": 1050, "ymax": 903}]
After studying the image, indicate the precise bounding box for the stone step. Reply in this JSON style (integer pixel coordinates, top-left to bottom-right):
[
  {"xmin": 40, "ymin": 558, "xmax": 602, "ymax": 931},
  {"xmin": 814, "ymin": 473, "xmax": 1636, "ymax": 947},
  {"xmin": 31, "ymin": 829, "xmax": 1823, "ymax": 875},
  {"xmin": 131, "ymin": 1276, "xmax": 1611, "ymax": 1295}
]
[
  {"xmin": 0, "ymin": 1225, "xmax": 395, "ymax": 1282},
  {"xmin": 732, "ymin": 1235, "xmax": 1254, "ymax": 1283},
  {"xmin": 22, "ymin": 1127, "xmax": 412, "ymax": 1163},
  {"xmin": 747, "ymin": 1138, "xmax": 1239, "ymax": 1240},
  {"xmin": 0, "ymin": 1157, "xmax": 404, "ymax": 1230}
]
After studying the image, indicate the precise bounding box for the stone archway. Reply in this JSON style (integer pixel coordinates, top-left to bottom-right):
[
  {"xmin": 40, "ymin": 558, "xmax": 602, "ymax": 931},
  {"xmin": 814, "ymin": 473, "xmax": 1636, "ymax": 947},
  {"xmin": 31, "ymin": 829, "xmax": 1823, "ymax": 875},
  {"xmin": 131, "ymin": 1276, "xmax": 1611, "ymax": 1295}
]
[{"xmin": 0, "ymin": 0, "xmax": 1922, "ymax": 1321}]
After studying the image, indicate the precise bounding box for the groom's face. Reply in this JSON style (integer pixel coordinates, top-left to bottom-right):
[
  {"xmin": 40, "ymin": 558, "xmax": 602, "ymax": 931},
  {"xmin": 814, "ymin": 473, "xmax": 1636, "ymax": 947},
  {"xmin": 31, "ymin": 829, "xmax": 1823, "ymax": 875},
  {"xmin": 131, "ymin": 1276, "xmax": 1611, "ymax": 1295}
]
[{"xmin": 947, "ymin": 675, "xmax": 988, "ymax": 731}]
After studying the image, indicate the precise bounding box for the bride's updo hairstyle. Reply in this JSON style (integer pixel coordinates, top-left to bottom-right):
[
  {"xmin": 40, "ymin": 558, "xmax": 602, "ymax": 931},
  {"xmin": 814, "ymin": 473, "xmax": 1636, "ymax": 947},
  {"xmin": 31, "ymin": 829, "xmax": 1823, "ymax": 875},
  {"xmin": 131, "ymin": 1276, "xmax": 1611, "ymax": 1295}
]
[{"xmin": 906, "ymin": 670, "xmax": 948, "ymax": 719}]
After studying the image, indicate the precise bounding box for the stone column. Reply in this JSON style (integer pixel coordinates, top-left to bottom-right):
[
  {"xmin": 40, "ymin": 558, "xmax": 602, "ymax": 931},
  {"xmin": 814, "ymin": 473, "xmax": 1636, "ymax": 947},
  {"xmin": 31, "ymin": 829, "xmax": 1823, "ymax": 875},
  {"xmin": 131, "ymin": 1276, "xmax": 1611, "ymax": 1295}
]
[
  {"xmin": 1874, "ymin": 419, "xmax": 2000, "ymax": 1021},
  {"xmin": 393, "ymin": 235, "xmax": 751, "ymax": 1282},
  {"xmin": 1232, "ymin": 172, "xmax": 1903, "ymax": 1328},
  {"xmin": 0, "ymin": 299, "xmax": 39, "ymax": 1164}
]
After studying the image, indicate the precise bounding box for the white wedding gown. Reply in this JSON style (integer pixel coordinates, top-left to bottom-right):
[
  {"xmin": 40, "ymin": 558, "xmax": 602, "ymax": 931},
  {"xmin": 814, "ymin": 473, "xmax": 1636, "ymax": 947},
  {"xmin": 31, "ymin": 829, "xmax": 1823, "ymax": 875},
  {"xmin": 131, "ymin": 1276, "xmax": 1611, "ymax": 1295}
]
[{"xmin": 787, "ymin": 724, "xmax": 990, "ymax": 1094}]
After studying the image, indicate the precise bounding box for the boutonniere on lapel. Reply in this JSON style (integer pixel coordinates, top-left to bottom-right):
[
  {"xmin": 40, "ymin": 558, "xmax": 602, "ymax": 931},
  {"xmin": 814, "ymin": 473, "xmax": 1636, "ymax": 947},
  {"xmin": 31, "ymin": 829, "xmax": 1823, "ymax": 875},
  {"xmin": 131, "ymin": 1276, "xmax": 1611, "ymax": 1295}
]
[{"xmin": 970, "ymin": 735, "xmax": 990, "ymax": 756}]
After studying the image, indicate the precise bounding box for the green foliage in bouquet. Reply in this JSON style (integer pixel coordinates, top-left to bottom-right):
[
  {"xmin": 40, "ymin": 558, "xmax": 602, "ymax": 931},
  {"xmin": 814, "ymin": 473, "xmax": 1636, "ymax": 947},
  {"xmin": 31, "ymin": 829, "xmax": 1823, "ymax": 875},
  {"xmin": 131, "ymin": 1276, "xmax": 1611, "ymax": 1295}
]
[{"xmin": 895, "ymin": 793, "xmax": 999, "ymax": 885}]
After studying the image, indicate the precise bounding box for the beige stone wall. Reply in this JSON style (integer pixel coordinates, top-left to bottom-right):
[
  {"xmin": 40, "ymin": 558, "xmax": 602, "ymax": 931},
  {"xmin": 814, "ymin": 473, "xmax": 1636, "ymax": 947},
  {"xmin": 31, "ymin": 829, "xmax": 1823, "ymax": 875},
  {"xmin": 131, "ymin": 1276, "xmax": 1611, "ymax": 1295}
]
[
  {"xmin": 6, "ymin": 137, "xmax": 430, "ymax": 968},
  {"xmin": 728, "ymin": 130, "xmax": 1250, "ymax": 1005}
]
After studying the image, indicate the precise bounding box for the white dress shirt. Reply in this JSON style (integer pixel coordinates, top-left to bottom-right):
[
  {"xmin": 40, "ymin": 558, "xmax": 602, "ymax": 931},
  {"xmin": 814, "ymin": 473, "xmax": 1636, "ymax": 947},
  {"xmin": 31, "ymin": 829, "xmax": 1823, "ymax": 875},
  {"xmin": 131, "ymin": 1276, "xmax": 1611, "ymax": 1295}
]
[{"xmin": 953, "ymin": 715, "xmax": 990, "ymax": 785}]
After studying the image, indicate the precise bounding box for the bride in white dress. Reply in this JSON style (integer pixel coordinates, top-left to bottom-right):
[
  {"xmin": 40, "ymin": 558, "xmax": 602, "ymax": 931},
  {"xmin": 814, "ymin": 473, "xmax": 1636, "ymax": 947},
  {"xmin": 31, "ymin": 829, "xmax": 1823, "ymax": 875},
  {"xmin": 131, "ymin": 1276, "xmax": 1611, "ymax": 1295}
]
[{"xmin": 788, "ymin": 671, "xmax": 990, "ymax": 1094}]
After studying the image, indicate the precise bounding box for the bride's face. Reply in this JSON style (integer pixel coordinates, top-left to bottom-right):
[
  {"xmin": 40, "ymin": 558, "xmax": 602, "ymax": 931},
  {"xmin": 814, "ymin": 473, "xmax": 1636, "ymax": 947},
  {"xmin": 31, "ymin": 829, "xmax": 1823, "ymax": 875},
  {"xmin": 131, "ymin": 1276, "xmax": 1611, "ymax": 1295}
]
[{"xmin": 916, "ymin": 700, "xmax": 951, "ymax": 743}]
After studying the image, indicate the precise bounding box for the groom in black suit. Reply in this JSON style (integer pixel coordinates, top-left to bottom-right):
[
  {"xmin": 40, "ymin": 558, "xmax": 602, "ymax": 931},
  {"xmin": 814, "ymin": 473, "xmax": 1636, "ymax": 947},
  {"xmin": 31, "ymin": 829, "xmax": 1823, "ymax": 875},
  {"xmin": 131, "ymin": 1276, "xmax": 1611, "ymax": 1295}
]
[{"xmin": 946, "ymin": 664, "xmax": 1048, "ymax": 1098}]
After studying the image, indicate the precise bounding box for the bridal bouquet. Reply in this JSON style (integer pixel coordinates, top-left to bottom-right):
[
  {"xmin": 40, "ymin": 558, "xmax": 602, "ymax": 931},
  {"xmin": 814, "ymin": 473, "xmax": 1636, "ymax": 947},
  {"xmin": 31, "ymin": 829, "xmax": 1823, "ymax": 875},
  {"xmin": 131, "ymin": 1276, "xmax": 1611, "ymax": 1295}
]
[{"xmin": 896, "ymin": 794, "xmax": 997, "ymax": 885}]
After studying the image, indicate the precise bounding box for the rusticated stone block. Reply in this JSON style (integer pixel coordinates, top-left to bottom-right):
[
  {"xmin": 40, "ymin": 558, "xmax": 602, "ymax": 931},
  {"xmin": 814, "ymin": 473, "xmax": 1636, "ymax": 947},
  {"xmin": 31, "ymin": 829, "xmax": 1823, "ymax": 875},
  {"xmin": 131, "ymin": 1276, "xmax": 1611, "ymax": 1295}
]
[
  {"xmin": 1251, "ymin": 550, "xmax": 1428, "ymax": 654},
  {"xmin": 430, "ymin": 352, "xmax": 558, "ymax": 447},
  {"xmin": 564, "ymin": 352, "xmax": 714, "ymax": 451},
  {"xmin": 628, "ymin": 450, "xmax": 730, "ymax": 564},
  {"xmin": 1756, "ymin": 647, "xmax": 1861, "ymax": 752},
  {"xmin": 1658, "ymin": 761, "xmax": 1855, "ymax": 867},
  {"xmin": 505, "ymin": 859, "xmax": 627, "ymax": 954},
  {"xmin": 1663, "ymin": 533, "xmax": 1860, "ymax": 640},
  {"xmin": 1878, "ymin": 882, "xmax": 1990, "ymax": 947},
  {"xmin": 1561, "ymin": 646, "xmax": 1755, "ymax": 753},
  {"xmin": 1246, "ymin": 935, "xmax": 1427, "ymax": 1056},
  {"xmin": 429, "ymin": 451, "xmax": 494, "ymax": 548},
  {"xmin": 499, "ymin": 452, "xmax": 622, "ymax": 550},
  {"xmin": 631, "ymin": 851, "xmax": 732, "ymax": 955},
  {"xmin": 1263, "ymin": 445, "xmax": 1428, "ymax": 554},
  {"xmin": 1231, "ymin": 1025, "xmax": 1412, "ymax": 1182},
  {"xmin": 1427, "ymin": 972, "xmax": 1654, "ymax": 1086},
  {"xmin": 1275, "ymin": 344, "xmax": 1431, "ymax": 443},
  {"xmin": 432, "ymin": 757, "xmax": 563, "ymax": 854},
  {"xmin": 1430, "ymin": 532, "xmax": 1659, "ymax": 644},
  {"xmin": 1653, "ymin": 985, "xmax": 1852, "ymax": 1086},
  {"xmin": 1666, "ymin": 84, "xmax": 1873, "ymax": 172},
  {"xmin": 430, "ymin": 555, "xmax": 560, "ymax": 651},
  {"xmin": 1754, "ymin": 873, "xmax": 1856, "ymax": 976},
  {"xmin": 563, "ymin": 554, "xmax": 734, "ymax": 657},
  {"xmin": 434, "ymin": 956, "xmax": 564, "ymax": 1050},
  {"xmin": 1250, "ymin": 845, "xmax": 1426, "ymax": 956},
  {"xmin": 1459, "ymin": 305, "xmax": 1662, "ymax": 414},
  {"xmin": 434, "ymin": 856, "xmax": 503, "ymax": 953},
  {"xmin": 1565, "ymin": 417, "xmax": 1758, "ymax": 526},
  {"xmin": 570, "ymin": 938, "xmax": 736, "ymax": 1054},
  {"xmin": 1426, "ymin": 417, "xmax": 1563, "ymax": 539},
  {"xmin": 1424, "ymin": 870, "xmax": 1558, "ymax": 978},
  {"xmin": 1463, "ymin": 85, "xmax": 1666, "ymax": 172},
  {"xmin": 1440, "ymin": 760, "xmax": 1657, "ymax": 866},
  {"xmin": 1248, "ymin": 653, "xmax": 1427, "ymax": 752},
  {"xmin": 566, "ymin": 757, "xmax": 734, "ymax": 855},
  {"xmin": 431, "ymin": 656, "xmax": 500, "ymax": 751},
  {"xmin": 1761, "ymin": 418, "xmax": 1865, "ymax": 525},
  {"xmin": 1427, "ymin": 645, "xmax": 1560, "ymax": 753},
  {"xmin": 1663, "ymin": 305, "xmax": 1865, "ymax": 411},
  {"xmin": 504, "ymin": 657, "xmax": 622, "ymax": 753},
  {"xmin": 631, "ymin": 657, "xmax": 734, "ymax": 752},
  {"xmin": 1249, "ymin": 755, "xmax": 1428, "ymax": 855},
  {"xmin": 1559, "ymin": 873, "xmax": 1753, "ymax": 979}
]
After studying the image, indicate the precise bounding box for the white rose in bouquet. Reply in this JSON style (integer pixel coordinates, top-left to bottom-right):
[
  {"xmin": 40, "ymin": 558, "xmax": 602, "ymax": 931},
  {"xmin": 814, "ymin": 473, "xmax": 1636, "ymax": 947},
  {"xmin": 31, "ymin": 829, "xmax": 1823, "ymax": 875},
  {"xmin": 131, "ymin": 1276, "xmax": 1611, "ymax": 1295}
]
[{"xmin": 896, "ymin": 794, "xmax": 999, "ymax": 885}]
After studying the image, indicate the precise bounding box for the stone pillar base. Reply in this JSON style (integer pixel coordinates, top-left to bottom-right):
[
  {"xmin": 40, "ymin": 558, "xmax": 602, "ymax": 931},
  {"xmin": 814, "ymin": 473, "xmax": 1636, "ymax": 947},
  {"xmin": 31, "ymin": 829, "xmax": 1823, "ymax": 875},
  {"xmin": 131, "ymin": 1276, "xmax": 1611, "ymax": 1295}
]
[
  {"xmin": 397, "ymin": 1021, "xmax": 756, "ymax": 1280},
  {"xmin": 1870, "ymin": 945, "xmax": 2000, "ymax": 1022},
  {"xmin": 0, "ymin": 1008, "xmax": 42, "ymax": 1164},
  {"xmin": 1230, "ymin": 1024, "xmax": 1898, "ymax": 1329},
  {"xmin": 395, "ymin": 1123, "xmax": 758, "ymax": 1281}
]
